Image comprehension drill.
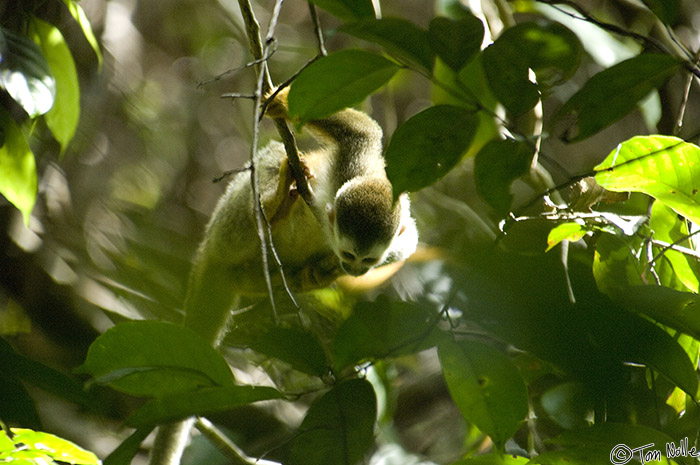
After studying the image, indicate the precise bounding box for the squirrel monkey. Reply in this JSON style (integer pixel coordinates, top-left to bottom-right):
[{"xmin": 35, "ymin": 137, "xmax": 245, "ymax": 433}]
[{"xmin": 183, "ymin": 88, "xmax": 418, "ymax": 345}]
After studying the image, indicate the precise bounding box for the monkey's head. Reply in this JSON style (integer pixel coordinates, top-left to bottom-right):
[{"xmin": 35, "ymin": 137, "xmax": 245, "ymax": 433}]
[{"xmin": 330, "ymin": 177, "xmax": 405, "ymax": 276}]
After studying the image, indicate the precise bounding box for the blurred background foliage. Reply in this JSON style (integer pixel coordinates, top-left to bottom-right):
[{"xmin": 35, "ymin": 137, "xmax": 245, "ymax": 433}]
[{"xmin": 2, "ymin": 0, "xmax": 700, "ymax": 464}]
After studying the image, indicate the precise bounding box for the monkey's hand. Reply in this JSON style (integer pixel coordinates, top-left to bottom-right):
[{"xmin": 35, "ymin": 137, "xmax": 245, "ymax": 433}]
[
  {"xmin": 288, "ymin": 156, "xmax": 315, "ymax": 198},
  {"xmin": 291, "ymin": 254, "xmax": 342, "ymax": 292},
  {"xmin": 264, "ymin": 86, "xmax": 290, "ymax": 120}
]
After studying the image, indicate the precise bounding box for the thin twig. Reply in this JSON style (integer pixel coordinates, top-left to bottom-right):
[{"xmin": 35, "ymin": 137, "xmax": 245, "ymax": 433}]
[
  {"xmin": 220, "ymin": 93, "xmax": 258, "ymax": 100},
  {"xmin": 198, "ymin": 53, "xmax": 277, "ymax": 89},
  {"xmin": 212, "ymin": 166, "xmax": 250, "ymax": 183},
  {"xmin": 237, "ymin": 0, "xmax": 278, "ymax": 319},
  {"xmin": 195, "ymin": 418, "xmax": 281, "ymax": 465},
  {"xmin": 538, "ymin": 0, "xmax": 700, "ymax": 79},
  {"xmin": 648, "ymin": 230, "xmax": 700, "ymax": 266},
  {"xmin": 674, "ymin": 50, "xmax": 700, "ymax": 136},
  {"xmin": 237, "ymin": 0, "xmax": 318, "ymax": 312},
  {"xmin": 259, "ymin": 193, "xmax": 301, "ymax": 310},
  {"xmin": 308, "ymin": 1, "xmax": 327, "ymax": 56}
]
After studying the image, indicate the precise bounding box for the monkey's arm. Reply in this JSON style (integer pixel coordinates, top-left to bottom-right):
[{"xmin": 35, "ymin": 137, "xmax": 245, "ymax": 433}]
[{"xmin": 267, "ymin": 88, "xmax": 385, "ymax": 187}]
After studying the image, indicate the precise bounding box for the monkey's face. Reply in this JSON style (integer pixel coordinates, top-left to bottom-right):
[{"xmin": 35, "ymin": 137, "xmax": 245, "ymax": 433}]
[
  {"xmin": 334, "ymin": 232, "xmax": 392, "ymax": 276},
  {"xmin": 331, "ymin": 178, "xmax": 402, "ymax": 276}
]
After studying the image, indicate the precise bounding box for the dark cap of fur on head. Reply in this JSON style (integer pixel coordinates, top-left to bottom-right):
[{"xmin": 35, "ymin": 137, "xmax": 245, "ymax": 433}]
[{"xmin": 335, "ymin": 177, "xmax": 401, "ymax": 254}]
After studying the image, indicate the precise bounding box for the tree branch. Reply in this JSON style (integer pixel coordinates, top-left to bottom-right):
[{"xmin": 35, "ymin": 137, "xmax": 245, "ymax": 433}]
[{"xmin": 237, "ymin": 0, "xmax": 314, "ymax": 203}]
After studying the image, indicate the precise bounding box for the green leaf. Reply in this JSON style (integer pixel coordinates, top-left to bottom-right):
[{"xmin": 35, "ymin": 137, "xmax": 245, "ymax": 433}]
[
  {"xmin": 642, "ymin": 0, "xmax": 680, "ymax": 24},
  {"xmin": 32, "ymin": 19, "xmax": 80, "ymax": 153},
  {"xmin": 546, "ymin": 222, "xmax": 586, "ymax": 252},
  {"xmin": 77, "ymin": 321, "xmax": 234, "ymax": 398},
  {"xmin": 450, "ymin": 454, "xmax": 529, "ymax": 465},
  {"xmin": 438, "ymin": 338, "xmax": 528, "ymax": 449},
  {"xmin": 545, "ymin": 423, "xmax": 679, "ymax": 465},
  {"xmin": 612, "ymin": 286, "xmax": 700, "ymax": 341},
  {"xmin": 428, "ymin": 15, "xmax": 484, "ymax": 72},
  {"xmin": 556, "ymin": 54, "xmax": 680, "ymax": 142},
  {"xmin": 473, "ymin": 138, "xmax": 535, "ymax": 216},
  {"xmin": 483, "ymin": 21, "xmax": 582, "ymax": 116},
  {"xmin": 616, "ymin": 313, "xmax": 699, "ymax": 397},
  {"xmin": 594, "ymin": 135, "xmax": 700, "ymax": 225},
  {"xmin": 649, "ymin": 201, "xmax": 699, "ymax": 292},
  {"xmin": 63, "ymin": 0, "xmax": 103, "ymax": 67},
  {"xmin": 10, "ymin": 428, "xmax": 100, "ymax": 465},
  {"xmin": 341, "ymin": 18, "xmax": 434, "ymax": 72},
  {"xmin": 0, "ymin": 377, "xmax": 40, "ymax": 429},
  {"xmin": 288, "ymin": 379, "xmax": 376, "ymax": 465},
  {"xmin": 0, "ymin": 108, "xmax": 37, "ymax": 224},
  {"xmin": 103, "ymin": 427, "xmax": 153, "ymax": 465},
  {"xmin": 0, "ymin": 336, "xmax": 95, "ymax": 409},
  {"xmin": 127, "ymin": 385, "xmax": 284, "ymax": 426},
  {"xmin": 540, "ymin": 382, "xmax": 592, "ymax": 430},
  {"xmin": 385, "ymin": 105, "xmax": 478, "ymax": 197},
  {"xmin": 308, "ymin": 0, "xmax": 375, "ymax": 21},
  {"xmin": 332, "ymin": 299, "xmax": 437, "ymax": 371},
  {"xmin": 0, "ymin": 27, "xmax": 55, "ymax": 117},
  {"xmin": 288, "ymin": 50, "xmax": 398, "ymax": 123},
  {"xmin": 0, "ymin": 430, "xmax": 13, "ymax": 453},
  {"xmin": 592, "ymin": 233, "xmax": 645, "ymax": 296},
  {"xmin": 247, "ymin": 326, "xmax": 328, "ymax": 377}
]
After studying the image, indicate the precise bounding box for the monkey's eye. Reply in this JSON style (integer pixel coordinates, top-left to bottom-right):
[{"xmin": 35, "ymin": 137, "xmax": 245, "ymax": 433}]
[
  {"xmin": 362, "ymin": 257, "xmax": 378, "ymax": 265},
  {"xmin": 341, "ymin": 251, "xmax": 356, "ymax": 261}
]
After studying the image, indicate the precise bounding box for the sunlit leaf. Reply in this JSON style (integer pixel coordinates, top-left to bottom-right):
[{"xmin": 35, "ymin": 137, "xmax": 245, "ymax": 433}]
[
  {"xmin": 63, "ymin": 0, "xmax": 103, "ymax": 66},
  {"xmin": 432, "ymin": 54, "xmax": 499, "ymax": 157},
  {"xmin": 385, "ymin": 105, "xmax": 478, "ymax": 198},
  {"xmin": 483, "ymin": 21, "xmax": 582, "ymax": 115},
  {"xmin": 248, "ymin": 326, "xmax": 328, "ymax": 377},
  {"xmin": 127, "ymin": 385, "xmax": 284, "ymax": 426},
  {"xmin": 342, "ymin": 18, "xmax": 434, "ymax": 72},
  {"xmin": 450, "ymin": 454, "xmax": 529, "ymax": 465},
  {"xmin": 0, "ymin": 27, "xmax": 55, "ymax": 117},
  {"xmin": 474, "ymin": 138, "xmax": 535, "ymax": 216},
  {"xmin": 592, "ymin": 233, "xmax": 645, "ymax": 296},
  {"xmin": 0, "ymin": 109, "xmax": 37, "ymax": 224},
  {"xmin": 288, "ymin": 50, "xmax": 398, "ymax": 123},
  {"xmin": 288, "ymin": 379, "xmax": 376, "ymax": 465},
  {"xmin": 32, "ymin": 19, "xmax": 80, "ymax": 153},
  {"xmin": 308, "ymin": 0, "xmax": 375, "ymax": 21},
  {"xmin": 556, "ymin": 55, "xmax": 680, "ymax": 142},
  {"xmin": 649, "ymin": 201, "xmax": 699, "ymax": 292},
  {"xmin": 332, "ymin": 299, "xmax": 437, "ymax": 371},
  {"xmin": 0, "ymin": 430, "xmax": 13, "ymax": 453},
  {"xmin": 428, "ymin": 15, "xmax": 483, "ymax": 72},
  {"xmin": 77, "ymin": 321, "xmax": 234, "ymax": 398},
  {"xmin": 439, "ymin": 338, "xmax": 528, "ymax": 449},
  {"xmin": 10, "ymin": 428, "xmax": 100, "ymax": 465},
  {"xmin": 594, "ymin": 135, "xmax": 700, "ymax": 225},
  {"xmin": 546, "ymin": 222, "xmax": 586, "ymax": 252}
]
